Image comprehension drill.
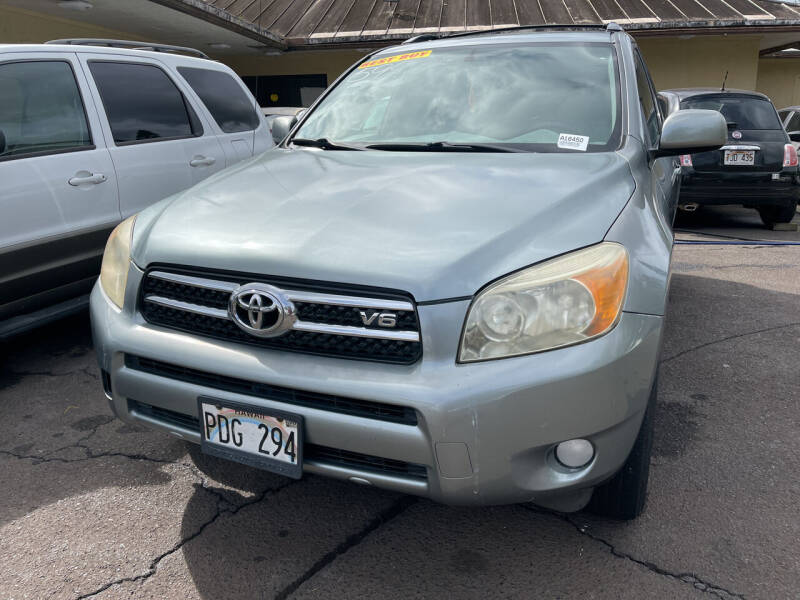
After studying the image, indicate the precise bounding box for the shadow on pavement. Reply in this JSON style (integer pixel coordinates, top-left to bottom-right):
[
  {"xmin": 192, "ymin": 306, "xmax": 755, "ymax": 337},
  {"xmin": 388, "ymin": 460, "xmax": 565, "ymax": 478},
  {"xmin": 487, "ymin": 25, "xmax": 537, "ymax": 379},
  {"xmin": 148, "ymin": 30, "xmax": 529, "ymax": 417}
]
[
  {"xmin": 0, "ymin": 311, "xmax": 191, "ymax": 529},
  {"xmin": 674, "ymin": 204, "xmax": 800, "ymax": 241}
]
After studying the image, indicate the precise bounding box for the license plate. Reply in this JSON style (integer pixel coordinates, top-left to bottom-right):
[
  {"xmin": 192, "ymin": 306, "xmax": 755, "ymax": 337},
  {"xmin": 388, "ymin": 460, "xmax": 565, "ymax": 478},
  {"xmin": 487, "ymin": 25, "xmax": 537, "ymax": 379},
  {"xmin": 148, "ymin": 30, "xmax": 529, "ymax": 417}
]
[
  {"xmin": 198, "ymin": 397, "xmax": 303, "ymax": 479},
  {"xmin": 724, "ymin": 150, "xmax": 755, "ymax": 166}
]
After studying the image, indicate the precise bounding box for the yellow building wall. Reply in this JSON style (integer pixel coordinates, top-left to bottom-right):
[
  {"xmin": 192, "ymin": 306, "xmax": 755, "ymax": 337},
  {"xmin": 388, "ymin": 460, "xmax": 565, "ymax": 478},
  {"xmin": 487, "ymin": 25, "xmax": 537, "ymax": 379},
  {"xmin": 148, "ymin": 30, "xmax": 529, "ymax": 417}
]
[
  {"xmin": 635, "ymin": 35, "xmax": 761, "ymax": 92},
  {"xmin": 0, "ymin": 6, "xmax": 145, "ymax": 44},
  {"xmin": 756, "ymin": 58, "xmax": 800, "ymax": 108},
  {"xmin": 222, "ymin": 50, "xmax": 369, "ymax": 86}
]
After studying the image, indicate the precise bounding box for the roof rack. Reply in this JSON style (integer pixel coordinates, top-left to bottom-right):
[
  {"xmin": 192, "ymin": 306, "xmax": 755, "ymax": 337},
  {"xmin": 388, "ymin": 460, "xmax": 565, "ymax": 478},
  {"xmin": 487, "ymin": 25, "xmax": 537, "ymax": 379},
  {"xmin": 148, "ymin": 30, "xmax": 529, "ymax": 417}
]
[
  {"xmin": 45, "ymin": 39, "xmax": 210, "ymax": 59},
  {"xmin": 402, "ymin": 23, "xmax": 623, "ymax": 45},
  {"xmin": 402, "ymin": 34, "xmax": 440, "ymax": 45}
]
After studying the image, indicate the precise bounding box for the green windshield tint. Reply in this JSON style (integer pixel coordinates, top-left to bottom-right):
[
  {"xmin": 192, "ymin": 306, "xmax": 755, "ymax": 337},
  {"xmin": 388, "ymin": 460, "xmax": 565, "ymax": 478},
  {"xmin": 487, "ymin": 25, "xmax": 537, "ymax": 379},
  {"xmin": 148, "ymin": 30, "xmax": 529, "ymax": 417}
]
[{"xmin": 295, "ymin": 43, "xmax": 621, "ymax": 152}]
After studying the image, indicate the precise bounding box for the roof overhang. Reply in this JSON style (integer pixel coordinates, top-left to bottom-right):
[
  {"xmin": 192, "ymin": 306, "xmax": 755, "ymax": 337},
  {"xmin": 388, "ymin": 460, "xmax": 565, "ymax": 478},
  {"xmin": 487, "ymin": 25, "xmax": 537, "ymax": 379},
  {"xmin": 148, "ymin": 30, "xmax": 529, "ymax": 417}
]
[
  {"xmin": 181, "ymin": 0, "xmax": 800, "ymax": 50},
  {"xmin": 0, "ymin": 0, "xmax": 286, "ymax": 55},
  {"xmin": 7, "ymin": 0, "xmax": 800, "ymax": 55},
  {"xmin": 148, "ymin": 0, "xmax": 285, "ymax": 50}
]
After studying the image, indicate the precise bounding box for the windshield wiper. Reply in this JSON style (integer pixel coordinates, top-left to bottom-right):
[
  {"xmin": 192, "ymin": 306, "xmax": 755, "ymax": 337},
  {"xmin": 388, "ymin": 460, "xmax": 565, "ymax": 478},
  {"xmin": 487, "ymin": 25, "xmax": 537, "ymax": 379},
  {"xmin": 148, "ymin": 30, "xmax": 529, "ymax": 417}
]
[
  {"xmin": 365, "ymin": 141, "xmax": 520, "ymax": 153},
  {"xmin": 291, "ymin": 138, "xmax": 364, "ymax": 151}
]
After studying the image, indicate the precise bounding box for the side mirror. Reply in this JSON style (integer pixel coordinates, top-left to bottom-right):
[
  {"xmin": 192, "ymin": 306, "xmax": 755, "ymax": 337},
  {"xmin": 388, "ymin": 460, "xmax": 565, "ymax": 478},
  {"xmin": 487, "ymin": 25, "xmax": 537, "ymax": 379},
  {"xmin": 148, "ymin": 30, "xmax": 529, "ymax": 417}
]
[
  {"xmin": 653, "ymin": 109, "xmax": 727, "ymax": 158},
  {"xmin": 271, "ymin": 115, "xmax": 295, "ymax": 144},
  {"xmin": 789, "ymin": 131, "xmax": 800, "ymax": 143},
  {"xmin": 295, "ymin": 109, "xmax": 307, "ymax": 120}
]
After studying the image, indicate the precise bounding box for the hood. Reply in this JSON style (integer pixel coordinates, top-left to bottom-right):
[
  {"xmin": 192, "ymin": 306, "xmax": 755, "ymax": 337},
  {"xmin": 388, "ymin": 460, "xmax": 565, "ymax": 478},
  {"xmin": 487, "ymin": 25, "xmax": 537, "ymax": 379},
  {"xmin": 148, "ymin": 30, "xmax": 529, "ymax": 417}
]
[{"xmin": 133, "ymin": 148, "xmax": 635, "ymax": 302}]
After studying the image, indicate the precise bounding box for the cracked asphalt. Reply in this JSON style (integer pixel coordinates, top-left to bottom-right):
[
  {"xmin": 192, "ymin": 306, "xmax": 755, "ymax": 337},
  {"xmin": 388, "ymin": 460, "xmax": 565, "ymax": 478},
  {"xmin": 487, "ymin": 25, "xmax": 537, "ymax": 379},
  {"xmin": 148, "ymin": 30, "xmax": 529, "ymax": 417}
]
[{"xmin": 1, "ymin": 206, "xmax": 798, "ymax": 599}]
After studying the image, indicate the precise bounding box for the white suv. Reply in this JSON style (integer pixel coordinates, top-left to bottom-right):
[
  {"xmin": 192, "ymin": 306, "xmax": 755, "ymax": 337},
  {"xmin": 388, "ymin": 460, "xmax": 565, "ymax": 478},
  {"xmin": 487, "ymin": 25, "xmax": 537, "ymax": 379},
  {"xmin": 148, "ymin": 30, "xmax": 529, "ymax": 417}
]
[{"xmin": 0, "ymin": 39, "xmax": 273, "ymax": 337}]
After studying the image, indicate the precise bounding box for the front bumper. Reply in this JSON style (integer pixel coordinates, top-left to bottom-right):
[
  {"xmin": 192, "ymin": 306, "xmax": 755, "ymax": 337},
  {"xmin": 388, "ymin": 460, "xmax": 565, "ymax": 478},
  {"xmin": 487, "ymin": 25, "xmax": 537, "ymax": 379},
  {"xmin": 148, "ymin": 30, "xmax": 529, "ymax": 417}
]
[
  {"xmin": 680, "ymin": 169, "xmax": 800, "ymax": 206},
  {"xmin": 90, "ymin": 267, "xmax": 664, "ymax": 507}
]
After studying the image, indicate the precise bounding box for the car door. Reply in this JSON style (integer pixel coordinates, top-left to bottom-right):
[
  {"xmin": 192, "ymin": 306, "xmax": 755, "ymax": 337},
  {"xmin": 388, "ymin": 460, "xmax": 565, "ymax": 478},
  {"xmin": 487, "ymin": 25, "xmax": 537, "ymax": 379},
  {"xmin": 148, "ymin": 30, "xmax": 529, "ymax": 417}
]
[
  {"xmin": 633, "ymin": 49, "xmax": 678, "ymax": 227},
  {"xmin": 78, "ymin": 54, "xmax": 226, "ymax": 217},
  {"xmin": 0, "ymin": 53, "xmax": 120, "ymax": 324},
  {"xmin": 175, "ymin": 64, "xmax": 272, "ymax": 164}
]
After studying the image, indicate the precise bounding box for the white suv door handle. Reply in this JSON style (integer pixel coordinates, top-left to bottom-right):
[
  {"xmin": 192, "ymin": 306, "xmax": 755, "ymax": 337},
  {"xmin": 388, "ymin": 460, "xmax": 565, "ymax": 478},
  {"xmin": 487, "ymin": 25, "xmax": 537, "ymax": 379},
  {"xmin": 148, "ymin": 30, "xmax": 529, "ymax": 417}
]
[
  {"xmin": 189, "ymin": 156, "xmax": 216, "ymax": 167},
  {"xmin": 68, "ymin": 172, "xmax": 107, "ymax": 186}
]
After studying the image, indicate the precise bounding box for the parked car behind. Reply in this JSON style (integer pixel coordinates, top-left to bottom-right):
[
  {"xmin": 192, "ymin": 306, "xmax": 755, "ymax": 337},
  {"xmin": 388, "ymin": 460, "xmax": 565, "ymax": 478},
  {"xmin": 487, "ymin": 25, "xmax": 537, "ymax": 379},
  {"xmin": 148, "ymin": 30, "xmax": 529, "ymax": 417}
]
[
  {"xmin": 778, "ymin": 105, "xmax": 800, "ymax": 151},
  {"xmin": 262, "ymin": 106, "xmax": 305, "ymax": 119},
  {"xmin": 0, "ymin": 39, "xmax": 272, "ymax": 338},
  {"xmin": 660, "ymin": 89, "xmax": 799, "ymax": 227},
  {"xmin": 91, "ymin": 25, "xmax": 725, "ymax": 519},
  {"xmin": 262, "ymin": 107, "xmax": 305, "ymax": 140}
]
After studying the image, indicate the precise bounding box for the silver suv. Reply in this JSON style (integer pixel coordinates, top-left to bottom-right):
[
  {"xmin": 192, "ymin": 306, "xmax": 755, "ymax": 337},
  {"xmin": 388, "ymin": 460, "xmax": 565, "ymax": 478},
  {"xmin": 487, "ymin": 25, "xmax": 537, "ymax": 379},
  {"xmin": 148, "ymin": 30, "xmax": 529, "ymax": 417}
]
[
  {"xmin": 90, "ymin": 26, "xmax": 725, "ymax": 519},
  {"xmin": 0, "ymin": 40, "xmax": 271, "ymax": 338}
]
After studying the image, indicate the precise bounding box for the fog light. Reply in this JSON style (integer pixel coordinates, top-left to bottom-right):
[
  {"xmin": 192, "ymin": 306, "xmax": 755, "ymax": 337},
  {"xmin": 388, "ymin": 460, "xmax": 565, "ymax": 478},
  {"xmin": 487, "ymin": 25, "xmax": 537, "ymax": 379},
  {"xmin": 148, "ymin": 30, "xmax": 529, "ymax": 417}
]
[{"xmin": 555, "ymin": 439, "xmax": 594, "ymax": 468}]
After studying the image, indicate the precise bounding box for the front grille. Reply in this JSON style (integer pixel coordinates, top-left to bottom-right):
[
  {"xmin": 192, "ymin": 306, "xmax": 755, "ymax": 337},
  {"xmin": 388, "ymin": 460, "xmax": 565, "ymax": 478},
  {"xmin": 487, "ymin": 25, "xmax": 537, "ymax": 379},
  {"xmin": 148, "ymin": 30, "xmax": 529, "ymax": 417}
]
[
  {"xmin": 130, "ymin": 398, "xmax": 199, "ymax": 431},
  {"xmin": 306, "ymin": 445, "xmax": 427, "ymax": 479},
  {"xmin": 140, "ymin": 269, "xmax": 422, "ymax": 364},
  {"xmin": 127, "ymin": 399, "xmax": 427, "ymax": 480},
  {"xmin": 125, "ymin": 355, "xmax": 418, "ymax": 426}
]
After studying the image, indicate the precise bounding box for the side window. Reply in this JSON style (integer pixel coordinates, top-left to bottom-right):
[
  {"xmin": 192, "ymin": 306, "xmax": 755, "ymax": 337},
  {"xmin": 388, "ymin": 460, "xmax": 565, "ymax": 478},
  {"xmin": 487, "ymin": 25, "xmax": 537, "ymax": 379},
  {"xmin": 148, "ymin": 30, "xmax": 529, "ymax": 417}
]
[
  {"xmin": 787, "ymin": 112, "xmax": 800, "ymax": 133},
  {"xmin": 89, "ymin": 61, "xmax": 201, "ymax": 144},
  {"xmin": 634, "ymin": 52, "xmax": 661, "ymax": 146},
  {"xmin": 0, "ymin": 61, "xmax": 92, "ymax": 161},
  {"xmin": 177, "ymin": 67, "xmax": 260, "ymax": 133}
]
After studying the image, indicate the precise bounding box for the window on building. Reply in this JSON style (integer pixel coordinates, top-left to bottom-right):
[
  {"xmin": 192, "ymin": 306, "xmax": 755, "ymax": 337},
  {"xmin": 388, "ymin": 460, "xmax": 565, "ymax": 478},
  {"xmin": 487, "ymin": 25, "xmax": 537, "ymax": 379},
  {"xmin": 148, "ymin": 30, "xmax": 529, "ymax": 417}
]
[
  {"xmin": 178, "ymin": 67, "xmax": 260, "ymax": 133},
  {"xmin": 242, "ymin": 74, "xmax": 328, "ymax": 109},
  {"xmin": 89, "ymin": 61, "xmax": 201, "ymax": 144},
  {"xmin": 0, "ymin": 61, "xmax": 91, "ymax": 160}
]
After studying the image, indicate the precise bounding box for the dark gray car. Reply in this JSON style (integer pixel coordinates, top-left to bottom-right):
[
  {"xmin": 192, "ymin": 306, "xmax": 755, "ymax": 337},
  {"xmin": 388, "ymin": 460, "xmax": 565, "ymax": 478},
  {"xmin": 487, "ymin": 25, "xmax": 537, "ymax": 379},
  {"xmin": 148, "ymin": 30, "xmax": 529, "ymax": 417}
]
[
  {"xmin": 90, "ymin": 25, "xmax": 725, "ymax": 519},
  {"xmin": 661, "ymin": 88, "xmax": 799, "ymax": 227}
]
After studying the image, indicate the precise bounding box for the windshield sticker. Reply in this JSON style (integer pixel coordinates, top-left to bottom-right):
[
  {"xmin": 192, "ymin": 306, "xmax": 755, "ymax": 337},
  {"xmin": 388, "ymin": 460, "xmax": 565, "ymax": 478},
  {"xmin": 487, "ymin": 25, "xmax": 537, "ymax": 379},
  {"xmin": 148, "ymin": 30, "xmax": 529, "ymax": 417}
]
[
  {"xmin": 358, "ymin": 50, "xmax": 432, "ymax": 69},
  {"xmin": 557, "ymin": 133, "xmax": 590, "ymax": 152}
]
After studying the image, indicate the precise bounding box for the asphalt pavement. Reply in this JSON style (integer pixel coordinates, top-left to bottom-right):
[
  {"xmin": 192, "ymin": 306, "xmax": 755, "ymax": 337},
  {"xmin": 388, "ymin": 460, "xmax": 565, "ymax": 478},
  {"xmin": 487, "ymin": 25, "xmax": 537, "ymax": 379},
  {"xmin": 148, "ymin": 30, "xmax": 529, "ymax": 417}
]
[{"xmin": 1, "ymin": 205, "xmax": 798, "ymax": 600}]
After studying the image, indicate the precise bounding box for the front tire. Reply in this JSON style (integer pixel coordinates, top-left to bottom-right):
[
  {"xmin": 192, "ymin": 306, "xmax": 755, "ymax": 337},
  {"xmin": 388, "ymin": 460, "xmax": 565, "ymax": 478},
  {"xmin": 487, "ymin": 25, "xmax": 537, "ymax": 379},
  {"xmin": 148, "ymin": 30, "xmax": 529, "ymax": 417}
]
[
  {"xmin": 758, "ymin": 200, "xmax": 798, "ymax": 227},
  {"xmin": 587, "ymin": 378, "xmax": 657, "ymax": 520}
]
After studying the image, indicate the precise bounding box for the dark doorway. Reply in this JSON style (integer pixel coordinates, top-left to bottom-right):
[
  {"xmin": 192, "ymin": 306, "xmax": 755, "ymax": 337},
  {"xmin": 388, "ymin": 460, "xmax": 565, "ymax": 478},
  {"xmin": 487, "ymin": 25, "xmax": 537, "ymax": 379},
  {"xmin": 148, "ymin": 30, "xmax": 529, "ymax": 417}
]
[{"xmin": 242, "ymin": 74, "xmax": 328, "ymax": 108}]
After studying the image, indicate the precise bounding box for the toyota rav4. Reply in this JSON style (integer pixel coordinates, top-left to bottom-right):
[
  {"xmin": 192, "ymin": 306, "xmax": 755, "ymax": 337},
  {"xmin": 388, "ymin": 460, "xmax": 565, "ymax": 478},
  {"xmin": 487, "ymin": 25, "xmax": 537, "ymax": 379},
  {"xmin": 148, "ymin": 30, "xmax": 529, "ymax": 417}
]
[{"xmin": 90, "ymin": 25, "xmax": 725, "ymax": 519}]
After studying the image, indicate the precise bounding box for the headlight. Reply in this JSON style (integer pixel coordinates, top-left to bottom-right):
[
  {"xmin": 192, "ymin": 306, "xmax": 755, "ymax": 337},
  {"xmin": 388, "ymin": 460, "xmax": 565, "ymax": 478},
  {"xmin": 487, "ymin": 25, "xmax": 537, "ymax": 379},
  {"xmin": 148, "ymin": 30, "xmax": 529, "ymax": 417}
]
[
  {"xmin": 459, "ymin": 243, "xmax": 629, "ymax": 362},
  {"xmin": 99, "ymin": 215, "xmax": 136, "ymax": 309}
]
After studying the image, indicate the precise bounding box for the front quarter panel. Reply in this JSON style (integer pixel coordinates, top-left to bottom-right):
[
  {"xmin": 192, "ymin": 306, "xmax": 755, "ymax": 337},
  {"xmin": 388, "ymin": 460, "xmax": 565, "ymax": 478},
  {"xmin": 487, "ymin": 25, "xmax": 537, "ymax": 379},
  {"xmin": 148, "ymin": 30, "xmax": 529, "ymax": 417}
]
[{"xmin": 606, "ymin": 140, "xmax": 674, "ymax": 316}]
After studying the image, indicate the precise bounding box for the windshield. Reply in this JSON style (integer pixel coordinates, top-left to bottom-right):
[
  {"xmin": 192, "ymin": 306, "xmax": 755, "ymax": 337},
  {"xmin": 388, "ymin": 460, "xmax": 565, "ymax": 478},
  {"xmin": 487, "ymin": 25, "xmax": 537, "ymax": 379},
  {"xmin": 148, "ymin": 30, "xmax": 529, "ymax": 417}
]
[
  {"xmin": 680, "ymin": 95, "xmax": 782, "ymax": 130},
  {"xmin": 294, "ymin": 43, "xmax": 621, "ymax": 152}
]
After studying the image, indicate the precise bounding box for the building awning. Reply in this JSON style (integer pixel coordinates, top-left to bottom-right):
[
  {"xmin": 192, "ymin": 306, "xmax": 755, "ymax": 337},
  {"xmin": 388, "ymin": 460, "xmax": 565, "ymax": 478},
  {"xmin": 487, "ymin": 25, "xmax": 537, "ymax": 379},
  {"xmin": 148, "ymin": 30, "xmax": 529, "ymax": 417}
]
[{"xmin": 171, "ymin": 0, "xmax": 800, "ymax": 48}]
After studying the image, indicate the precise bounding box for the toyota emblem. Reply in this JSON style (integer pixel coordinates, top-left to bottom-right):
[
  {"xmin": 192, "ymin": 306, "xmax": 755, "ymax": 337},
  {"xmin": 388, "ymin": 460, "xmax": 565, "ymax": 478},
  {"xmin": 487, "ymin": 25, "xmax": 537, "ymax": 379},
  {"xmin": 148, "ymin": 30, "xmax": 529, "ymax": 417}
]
[{"xmin": 228, "ymin": 283, "xmax": 295, "ymax": 338}]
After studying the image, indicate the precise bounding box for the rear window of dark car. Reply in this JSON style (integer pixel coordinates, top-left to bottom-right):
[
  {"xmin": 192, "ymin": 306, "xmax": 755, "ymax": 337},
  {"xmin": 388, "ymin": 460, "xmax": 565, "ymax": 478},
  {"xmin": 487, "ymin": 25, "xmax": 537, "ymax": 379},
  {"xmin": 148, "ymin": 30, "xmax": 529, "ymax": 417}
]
[{"xmin": 680, "ymin": 95, "xmax": 781, "ymax": 130}]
